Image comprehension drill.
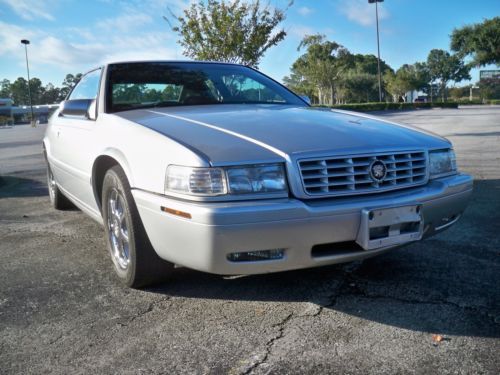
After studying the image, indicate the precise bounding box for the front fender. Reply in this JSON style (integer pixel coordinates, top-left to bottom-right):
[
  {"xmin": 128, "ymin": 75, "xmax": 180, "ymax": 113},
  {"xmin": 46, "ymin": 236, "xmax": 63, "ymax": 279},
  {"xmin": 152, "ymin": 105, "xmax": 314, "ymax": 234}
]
[{"xmin": 96, "ymin": 147, "xmax": 135, "ymax": 187}]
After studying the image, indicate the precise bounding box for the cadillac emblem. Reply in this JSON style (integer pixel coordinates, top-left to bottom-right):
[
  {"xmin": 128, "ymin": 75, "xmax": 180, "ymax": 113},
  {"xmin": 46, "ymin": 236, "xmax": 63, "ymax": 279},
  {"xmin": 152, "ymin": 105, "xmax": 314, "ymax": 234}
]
[{"xmin": 369, "ymin": 160, "xmax": 387, "ymax": 182}]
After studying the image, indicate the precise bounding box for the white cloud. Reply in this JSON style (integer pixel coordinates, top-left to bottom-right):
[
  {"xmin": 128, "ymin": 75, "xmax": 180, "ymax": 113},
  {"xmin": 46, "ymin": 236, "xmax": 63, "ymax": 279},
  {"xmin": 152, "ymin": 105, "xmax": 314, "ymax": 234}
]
[
  {"xmin": 65, "ymin": 27, "xmax": 97, "ymax": 42},
  {"xmin": 96, "ymin": 12, "xmax": 153, "ymax": 32},
  {"xmin": 338, "ymin": 0, "xmax": 388, "ymax": 27},
  {"xmin": 0, "ymin": 19, "xmax": 180, "ymax": 74},
  {"xmin": 0, "ymin": 21, "xmax": 36, "ymax": 56},
  {"xmin": 36, "ymin": 37, "xmax": 107, "ymax": 67},
  {"xmin": 297, "ymin": 6, "xmax": 314, "ymax": 16},
  {"xmin": 0, "ymin": 0, "xmax": 55, "ymax": 21},
  {"xmin": 289, "ymin": 25, "xmax": 315, "ymax": 39},
  {"xmin": 100, "ymin": 34, "xmax": 179, "ymax": 64}
]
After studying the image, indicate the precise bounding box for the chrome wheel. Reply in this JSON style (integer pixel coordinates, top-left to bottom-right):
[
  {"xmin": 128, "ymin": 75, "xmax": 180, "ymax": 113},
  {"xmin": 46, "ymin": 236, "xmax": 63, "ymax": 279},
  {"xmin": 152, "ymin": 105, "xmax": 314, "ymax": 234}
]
[{"xmin": 107, "ymin": 188, "xmax": 130, "ymax": 270}]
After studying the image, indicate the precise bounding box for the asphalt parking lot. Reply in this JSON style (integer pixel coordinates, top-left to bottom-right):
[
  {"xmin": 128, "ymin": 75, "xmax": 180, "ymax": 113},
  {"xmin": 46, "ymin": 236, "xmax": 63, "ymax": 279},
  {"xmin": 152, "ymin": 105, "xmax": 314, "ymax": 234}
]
[{"xmin": 1, "ymin": 106, "xmax": 499, "ymax": 374}]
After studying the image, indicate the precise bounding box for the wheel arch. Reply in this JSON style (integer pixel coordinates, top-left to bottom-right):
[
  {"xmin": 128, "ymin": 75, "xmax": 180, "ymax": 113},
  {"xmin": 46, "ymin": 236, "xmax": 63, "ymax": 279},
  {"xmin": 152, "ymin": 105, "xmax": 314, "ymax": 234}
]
[{"xmin": 92, "ymin": 149, "xmax": 134, "ymax": 213}]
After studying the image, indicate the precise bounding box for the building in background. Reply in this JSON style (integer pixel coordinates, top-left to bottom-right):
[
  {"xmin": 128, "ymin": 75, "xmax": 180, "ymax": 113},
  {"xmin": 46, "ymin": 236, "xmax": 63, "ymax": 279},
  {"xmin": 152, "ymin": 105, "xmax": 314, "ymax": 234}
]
[
  {"xmin": 0, "ymin": 99, "xmax": 14, "ymax": 125},
  {"xmin": 0, "ymin": 99, "xmax": 59, "ymax": 125}
]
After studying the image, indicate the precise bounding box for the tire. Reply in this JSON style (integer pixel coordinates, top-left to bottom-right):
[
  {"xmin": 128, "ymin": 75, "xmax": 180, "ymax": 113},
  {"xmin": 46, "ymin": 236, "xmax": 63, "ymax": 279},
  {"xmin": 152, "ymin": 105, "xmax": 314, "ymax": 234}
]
[
  {"xmin": 102, "ymin": 165, "xmax": 172, "ymax": 288},
  {"xmin": 47, "ymin": 163, "xmax": 73, "ymax": 210}
]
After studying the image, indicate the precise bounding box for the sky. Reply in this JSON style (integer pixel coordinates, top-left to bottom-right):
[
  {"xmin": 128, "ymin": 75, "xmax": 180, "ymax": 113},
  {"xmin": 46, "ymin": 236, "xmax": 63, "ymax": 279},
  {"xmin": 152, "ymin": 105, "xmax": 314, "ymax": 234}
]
[{"xmin": 0, "ymin": 0, "xmax": 498, "ymax": 88}]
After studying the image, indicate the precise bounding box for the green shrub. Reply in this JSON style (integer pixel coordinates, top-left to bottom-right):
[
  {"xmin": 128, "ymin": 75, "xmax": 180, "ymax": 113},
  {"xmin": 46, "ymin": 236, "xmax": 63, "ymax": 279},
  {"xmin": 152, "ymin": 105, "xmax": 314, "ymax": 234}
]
[
  {"xmin": 453, "ymin": 98, "xmax": 483, "ymax": 105},
  {"xmin": 488, "ymin": 99, "xmax": 500, "ymax": 105},
  {"xmin": 437, "ymin": 102, "xmax": 459, "ymax": 108}
]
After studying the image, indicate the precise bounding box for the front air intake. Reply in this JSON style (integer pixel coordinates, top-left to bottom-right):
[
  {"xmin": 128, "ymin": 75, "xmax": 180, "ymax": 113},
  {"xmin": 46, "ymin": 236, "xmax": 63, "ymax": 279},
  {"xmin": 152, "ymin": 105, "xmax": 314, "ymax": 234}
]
[{"xmin": 227, "ymin": 249, "xmax": 285, "ymax": 262}]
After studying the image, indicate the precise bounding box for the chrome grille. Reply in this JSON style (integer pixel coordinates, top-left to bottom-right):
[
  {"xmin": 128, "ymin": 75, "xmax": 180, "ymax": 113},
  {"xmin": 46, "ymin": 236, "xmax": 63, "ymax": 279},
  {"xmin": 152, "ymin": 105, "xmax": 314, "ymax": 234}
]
[{"xmin": 298, "ymin": 151, "xmax": 428, "ymax": 197}]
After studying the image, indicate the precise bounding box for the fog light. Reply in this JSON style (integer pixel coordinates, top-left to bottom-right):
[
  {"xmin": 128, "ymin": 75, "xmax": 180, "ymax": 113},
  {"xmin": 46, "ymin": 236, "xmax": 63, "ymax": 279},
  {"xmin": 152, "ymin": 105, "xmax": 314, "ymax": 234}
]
[{"xmin": 227, "ymin": 249, "xmax": 285, "ymax": 262}]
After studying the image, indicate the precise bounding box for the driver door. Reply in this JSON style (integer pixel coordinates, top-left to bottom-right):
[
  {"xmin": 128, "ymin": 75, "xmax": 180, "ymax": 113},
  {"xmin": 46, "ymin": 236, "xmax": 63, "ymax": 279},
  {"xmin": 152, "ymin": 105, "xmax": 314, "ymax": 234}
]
[{"xmin": 50, "ymin": 68, "xmax": 102, "ymax": 214}]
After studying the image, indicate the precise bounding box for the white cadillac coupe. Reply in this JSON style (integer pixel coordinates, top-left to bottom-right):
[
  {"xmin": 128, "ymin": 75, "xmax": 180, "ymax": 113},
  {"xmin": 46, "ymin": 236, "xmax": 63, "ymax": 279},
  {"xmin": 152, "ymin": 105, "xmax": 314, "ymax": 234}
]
[{"xmin": 44, "ymin": 61, "xmax": 473, "ymax": 287}]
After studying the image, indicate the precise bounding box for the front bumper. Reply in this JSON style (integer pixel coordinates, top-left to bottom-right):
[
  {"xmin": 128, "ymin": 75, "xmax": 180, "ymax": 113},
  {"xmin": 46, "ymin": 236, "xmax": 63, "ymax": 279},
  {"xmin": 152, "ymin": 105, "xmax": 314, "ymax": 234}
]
[{"xmin": 133, "ymin": 173, "xmax": 473, "ymax": 275}]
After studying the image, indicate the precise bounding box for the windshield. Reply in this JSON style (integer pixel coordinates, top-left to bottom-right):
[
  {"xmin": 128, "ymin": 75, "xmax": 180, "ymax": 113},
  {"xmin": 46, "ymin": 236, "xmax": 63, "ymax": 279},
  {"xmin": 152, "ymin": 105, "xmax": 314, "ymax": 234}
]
[{"xmin": 105, "ymin": 62, "xmax": 305, "ymax": 113}]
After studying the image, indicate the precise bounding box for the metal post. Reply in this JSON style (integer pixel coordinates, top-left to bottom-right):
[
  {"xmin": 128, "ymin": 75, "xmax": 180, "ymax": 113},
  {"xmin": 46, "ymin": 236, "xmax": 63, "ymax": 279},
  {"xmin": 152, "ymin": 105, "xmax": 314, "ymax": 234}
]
[
  {"xmin": 21, "ymin": 39, "xmax": 35, "ymax": 127},
  {"xmin": 375, "ymin": 1, "xmax": 382, "ymax": 102}
]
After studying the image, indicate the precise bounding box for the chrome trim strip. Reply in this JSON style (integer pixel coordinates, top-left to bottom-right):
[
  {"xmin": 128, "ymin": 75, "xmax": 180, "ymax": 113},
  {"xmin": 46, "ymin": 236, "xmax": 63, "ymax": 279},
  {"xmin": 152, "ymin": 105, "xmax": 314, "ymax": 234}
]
[{"xmin": 435, "ymin": 214, "xmax": 461, "ymax": 231}]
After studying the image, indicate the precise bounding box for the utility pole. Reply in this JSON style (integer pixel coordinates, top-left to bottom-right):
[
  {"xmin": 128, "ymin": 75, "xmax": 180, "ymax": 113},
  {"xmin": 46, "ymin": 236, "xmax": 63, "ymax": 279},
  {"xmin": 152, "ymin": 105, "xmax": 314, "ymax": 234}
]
[
  {"xmin": 368, "ymin": 0, "xmax": 383, "ymax": 102},
  {"xmin": 20, "ymin": 39, "xmax": 35, "ymax": 127}
]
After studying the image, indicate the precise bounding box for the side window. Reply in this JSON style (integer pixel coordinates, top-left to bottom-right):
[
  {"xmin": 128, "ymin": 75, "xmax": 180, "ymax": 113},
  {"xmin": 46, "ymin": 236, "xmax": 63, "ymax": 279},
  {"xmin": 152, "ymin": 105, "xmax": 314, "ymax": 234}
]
[
  {"xmin": 68, "ymin": 69, "xmax": 101, "ymax": 100},
  {"xmin": 112, "ymin": 83, "xmax": 183, "ymax": 106}
]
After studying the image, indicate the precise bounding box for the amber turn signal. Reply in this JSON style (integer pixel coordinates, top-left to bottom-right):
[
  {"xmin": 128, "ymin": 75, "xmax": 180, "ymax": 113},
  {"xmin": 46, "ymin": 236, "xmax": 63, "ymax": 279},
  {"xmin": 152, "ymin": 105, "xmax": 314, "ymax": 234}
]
[{"xmin": 160, "ymin": 206, "xmax": 192, "ymax": 219}]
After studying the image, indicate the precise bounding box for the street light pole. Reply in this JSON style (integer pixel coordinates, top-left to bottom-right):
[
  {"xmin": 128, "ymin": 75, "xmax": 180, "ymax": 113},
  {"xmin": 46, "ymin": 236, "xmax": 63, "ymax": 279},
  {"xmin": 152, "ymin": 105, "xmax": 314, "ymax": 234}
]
[
  {"xmin": 20, "ymin": 39, "xmax": 35, "ymax": 126},
  {"xmin": 369, "ymin": 0, "xmax": 383, "ymax": 102}
]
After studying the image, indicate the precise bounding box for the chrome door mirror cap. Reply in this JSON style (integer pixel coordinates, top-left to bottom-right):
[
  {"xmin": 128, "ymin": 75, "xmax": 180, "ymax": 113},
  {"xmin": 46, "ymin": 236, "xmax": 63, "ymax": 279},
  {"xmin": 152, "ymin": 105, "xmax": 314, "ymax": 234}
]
[{"xmin": 60, "ymin": 99, "xmax": 96, "ymax": 120}]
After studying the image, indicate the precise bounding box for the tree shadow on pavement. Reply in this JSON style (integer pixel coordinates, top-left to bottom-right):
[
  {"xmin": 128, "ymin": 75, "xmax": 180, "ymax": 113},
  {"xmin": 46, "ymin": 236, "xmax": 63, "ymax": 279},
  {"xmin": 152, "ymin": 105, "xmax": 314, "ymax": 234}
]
[
  {"xmin": 0, "ymin": 175, "xmax": 48, "ymax": 198},
  {"xmin": 147, "ymin": 179, "xmax": 500, "ymax": 338}
]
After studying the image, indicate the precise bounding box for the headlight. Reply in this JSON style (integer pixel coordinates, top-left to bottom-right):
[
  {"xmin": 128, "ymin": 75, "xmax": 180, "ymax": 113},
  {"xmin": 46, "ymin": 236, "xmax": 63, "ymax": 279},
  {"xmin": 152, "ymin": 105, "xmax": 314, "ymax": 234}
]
[
  {"xmin": 166, "ymin": 166, "xmax": 226, "ymax": 196},
  {"xmin": 226, "ymin": 164, "xmax": 286, "ymax": 194},
  {"xmin": 165, "ymin": 164, "xmax": 287, "ymax": 197},
  {"xmin": 429, "ymin": 149, "xmax": 457, "ymax": 178}
]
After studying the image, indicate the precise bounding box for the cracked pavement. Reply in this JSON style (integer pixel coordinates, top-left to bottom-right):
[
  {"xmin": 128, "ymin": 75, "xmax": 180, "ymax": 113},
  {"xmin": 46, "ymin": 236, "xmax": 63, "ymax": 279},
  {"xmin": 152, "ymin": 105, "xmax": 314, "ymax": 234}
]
[{"xmin": 1, "ymin": 106, "xmax": 499, "ymax": 374}]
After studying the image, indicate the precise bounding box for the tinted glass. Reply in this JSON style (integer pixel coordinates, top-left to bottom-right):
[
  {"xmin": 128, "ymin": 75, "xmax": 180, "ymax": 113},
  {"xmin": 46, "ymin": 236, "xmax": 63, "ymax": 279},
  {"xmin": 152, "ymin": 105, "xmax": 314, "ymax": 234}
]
[
  {"xmin": 69, "ymin": 69, "xmax": 101, "ymax": 100},
  {"xmin": 106, "ymin": 62, "xmax": 304, "ymax": 112}
]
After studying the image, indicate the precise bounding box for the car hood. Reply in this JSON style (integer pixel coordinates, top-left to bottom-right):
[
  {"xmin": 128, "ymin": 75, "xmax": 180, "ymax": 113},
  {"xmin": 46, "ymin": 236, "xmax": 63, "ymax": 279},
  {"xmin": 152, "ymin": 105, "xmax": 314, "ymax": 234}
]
[{"xmin": 117, "ymin": 104, "xmax": 450, "ymax": 165}]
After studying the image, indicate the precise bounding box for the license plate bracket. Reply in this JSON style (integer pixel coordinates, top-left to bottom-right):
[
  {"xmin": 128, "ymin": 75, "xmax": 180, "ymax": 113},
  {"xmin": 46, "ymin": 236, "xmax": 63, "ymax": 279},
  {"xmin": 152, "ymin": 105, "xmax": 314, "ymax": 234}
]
[{"xmin": 356, "ymin": 204, "xmax": 423, "ymax": 251}]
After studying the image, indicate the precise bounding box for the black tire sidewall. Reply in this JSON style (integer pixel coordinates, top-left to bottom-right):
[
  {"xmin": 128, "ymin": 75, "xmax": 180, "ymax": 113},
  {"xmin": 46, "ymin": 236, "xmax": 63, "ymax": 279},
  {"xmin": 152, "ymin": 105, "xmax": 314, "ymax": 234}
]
[{"xmin": 47, "ymin": 163, "xmax": 71, "ymax": 209}]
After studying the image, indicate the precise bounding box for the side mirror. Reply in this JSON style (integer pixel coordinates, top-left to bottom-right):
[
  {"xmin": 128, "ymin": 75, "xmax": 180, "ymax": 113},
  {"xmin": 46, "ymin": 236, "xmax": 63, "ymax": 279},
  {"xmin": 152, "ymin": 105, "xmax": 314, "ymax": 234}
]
[
  {"xmin": 299, "ymin": 95, "xmax": 311, "ymax": 105},
  {"xmin": 60, "ymin": 99, "xmax": 96, "ymax": 120}
]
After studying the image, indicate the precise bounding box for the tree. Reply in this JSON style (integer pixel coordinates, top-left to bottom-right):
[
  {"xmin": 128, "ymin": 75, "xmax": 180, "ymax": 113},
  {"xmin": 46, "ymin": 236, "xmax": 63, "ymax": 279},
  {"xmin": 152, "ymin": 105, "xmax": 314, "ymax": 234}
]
[
  {"xmin": 286, "ymin": 34, "xmax": 353, "ymax": 105},
  {"xmin": 339, "ymin": 54, "xmax": 393, "ymax": 103},
  {"xmin": 165, "ymin": 0, "xmax": 291, "ymax": 67},
  {"xmin": 28, "ymin": 78, "xmax": 44, "ymax": 105},
  {"xmin": 1, "ymin": 75, "xmax": 78, "ymax": 105},
  {"xmin": 351, "ymin": 54, "xmax": 392, "ymax": 76},
  {"xmin": 384, "ymin": 63, "xmax": 430, "ymax": 102},
  {"xmin": 7, "ymin": 77, "xmax": 55, "ymax": 105},
  {"xmin": 384, "ymin": 70, "xmax": 406, "ymax": 102},
  {"xmin": 451, "ymin": 17, "xmax": 500, "ymax": 67},
  {"xmin": 338, "ymin": 71, "xmax": 378, "ymax": 103},
  {"xmin": 10, "ymin": 77, "xmax": 30, "ymax": 105},
  {"xmin": 285, "ymin": 50, "xmax": 396, "ymax": 104},
  {"xmin": 282, "ymin": 70, "xmax": 317, "ymax": 103},
  {"xmin": 479, "ymin": 78, "xmax": 500, "ymax": 100},
  {"xmin": 60, "ymin": 73, "xmax": 82, "ymax": 99},
  {"xmin": 427, "ymin": 49, "xmax": 471, "ymax": 102},
  {"xmin": 0, "ymin": 79, "xmax": 11, "ymax": 99},
  {"xmin": 41, "ymin": 83, "xmax": 62, "ymax": 104}
]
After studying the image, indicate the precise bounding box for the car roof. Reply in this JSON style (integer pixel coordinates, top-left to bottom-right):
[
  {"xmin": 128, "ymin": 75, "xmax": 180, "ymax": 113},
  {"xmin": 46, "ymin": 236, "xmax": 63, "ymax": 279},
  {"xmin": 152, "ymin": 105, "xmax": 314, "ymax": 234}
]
[
  {"xmin": 106, "ymin": 60, "xmax": 245, "ymax": 67},
  {"xmin": 84, "ymin": 60, "xmax": 248, "ymax": 76}
]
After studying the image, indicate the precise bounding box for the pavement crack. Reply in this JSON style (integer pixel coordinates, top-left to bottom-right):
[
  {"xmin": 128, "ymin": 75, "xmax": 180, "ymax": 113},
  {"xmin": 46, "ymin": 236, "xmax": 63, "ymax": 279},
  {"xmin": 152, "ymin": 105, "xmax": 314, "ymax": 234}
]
[
  {"xmin": 240, "ymin": 312, "xmax": 294, "ymax": 375},
  {"xmin": 321, "ymin": 262, "xmax": 364, "ymax": 311},
  {"xmin": 315, "ymin": 262, "xmax": 499, "ymax": 327},
  {"xmin": 349, "ymin": 291, "xmax": 500, "ymax": 325},
  {"xmin": 326, "ymin": 266, "xmax": 500, "ymax": 326},
  {"xmin": 117, "ymin": 296, "xmax": 171, "ymax": 327},
  {"xmin": 48, "ymin": 333, "xmax": 63, "ymax": 345}
]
